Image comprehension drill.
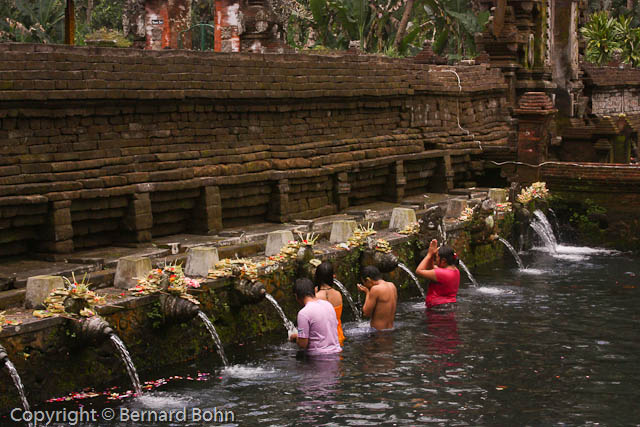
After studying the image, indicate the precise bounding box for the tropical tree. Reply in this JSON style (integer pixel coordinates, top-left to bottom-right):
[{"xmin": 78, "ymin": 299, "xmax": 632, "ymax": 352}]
[{"xmin": 288, "ymin": 0, "xmax": 431, "ymax": 56}]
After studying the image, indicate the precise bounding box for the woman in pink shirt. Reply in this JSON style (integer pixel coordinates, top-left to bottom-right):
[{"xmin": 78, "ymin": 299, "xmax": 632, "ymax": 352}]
[{"xmin": 415, "ymin": 239, "xmax": 460, "ymax": 309}]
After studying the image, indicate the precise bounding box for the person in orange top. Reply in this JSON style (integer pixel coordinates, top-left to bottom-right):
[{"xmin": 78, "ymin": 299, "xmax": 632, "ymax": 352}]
[{"xmin": 314, "ymin": 261, "xmax": 345, "ymax": 345}]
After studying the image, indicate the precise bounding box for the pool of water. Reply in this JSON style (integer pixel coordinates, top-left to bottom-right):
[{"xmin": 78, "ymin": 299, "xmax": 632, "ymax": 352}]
[{"xmin": 27, "ymin": 246, "xmax": 640, "ymax": 425}]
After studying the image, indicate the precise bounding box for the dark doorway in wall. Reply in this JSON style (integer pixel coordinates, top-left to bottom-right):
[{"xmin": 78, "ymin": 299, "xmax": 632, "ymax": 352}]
[{"xmin": 474, "ymin": 167, "xmax": 509, "ymax": 188}]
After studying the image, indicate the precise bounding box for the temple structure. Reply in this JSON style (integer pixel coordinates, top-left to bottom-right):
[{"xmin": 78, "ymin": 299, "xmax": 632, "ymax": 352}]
[
  {"xmin": 122, "ymin": 0, "xmax": 288, "ymax": 52},
  {"xmin": 1, "ymin": 0, "xmax": 638, "ymax": 259}
]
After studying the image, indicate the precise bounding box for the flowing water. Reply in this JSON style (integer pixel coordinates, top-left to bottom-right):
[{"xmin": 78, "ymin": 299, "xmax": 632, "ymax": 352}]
[
  {"xmin": 197, "ymin": 311, "xmax": 229, "ymax": 367},
  {"xmin": 25, "ymin": 245, "xmax": 640, "ymax": 426},
  {"xmin": 530, "ymin": 220, "xmax": 558, "ymax": 253},
  {"xmin": 547, "ymin": 208, "xmax": 561, "ymax": 239},
  {"xmin": 397, "ymin": 262, "xmax": 426, "ymax": 300},
  {"xmin": 264, "ymin": 293, "xmax": 296, "ymax": 334},
  {"xmin": 4, "ymin": 359, "xmax": 31, "ymax": 426},
  {"xmin": 458, "ymin": 259, "xmax": 479, "ymax": 287},
  {"xmin": 497, "ymin": 237, "xmax": 524, "ymax": 269},
  {"xmin": 333, "ymin": 279, "xmax": 362, "ymax": 322},
  {"xmin": 109, "ymin": 334, "xmax": 143, "ymax": 396},
  {"xmin": 438, "ymin": 221, "xmax": 448, "ymax": 244},
  {"xmin": 532, "ymin": 210, "xmax": 559, "ymax": 252},
  {"xmin": 65, "ymin": 248, "xmax": 640, "ymax": 426}
]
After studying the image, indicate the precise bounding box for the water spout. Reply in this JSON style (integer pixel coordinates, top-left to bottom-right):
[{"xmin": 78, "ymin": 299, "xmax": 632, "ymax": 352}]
[
  {"xmin": 497, "ymin": 237, "xmax": 524, "ymax": 269},
  {"xmin": 231, "ymin": 276, "xmax": 267, "ymax": 306},
  {"xmin": 264, "ymin": 293, "xmax": 296, "ymax": 335},
  {"xmin": 109, "ymin": 334, "xmax": 143, "ymax": 395},
  {"xmin": 458, "ymin": 260, "xmax": 479, "ymax": 287},
  {"xmin": 197, "ymin": 311, "xmax": 229, "ymax": 367},
  {"xmin": 397, "ymin": 263, "xmax": 426, "ymax": 300},
  {"xmin": 333, "ymin": 279, "xmax": 362, "ymax": 322},
  {"xmin": 72, "ymin": 316, "xmax": 114, "ymax": 342},
  {"xmin": 160, "ymin": 295, "xmax": 200, "ymax": 323}
]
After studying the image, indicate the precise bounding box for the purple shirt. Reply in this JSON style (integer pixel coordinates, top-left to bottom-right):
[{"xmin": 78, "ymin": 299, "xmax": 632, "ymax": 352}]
[{"xmin": 297, "ymin": 299, "xmax": 342, "ymax": 355}]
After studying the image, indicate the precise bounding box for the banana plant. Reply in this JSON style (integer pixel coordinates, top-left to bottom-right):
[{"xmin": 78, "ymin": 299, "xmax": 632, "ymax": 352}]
[
  {"xmin": 328, "ymin": 0, "xmax": 372, "ymax": 48},
  {"xmin": 423, "ymin": 0, "xmax": 489, "ymax": 59},
  {"xmin": 309, "ymin": 0, "xmax": 339, "ymax": 47}
]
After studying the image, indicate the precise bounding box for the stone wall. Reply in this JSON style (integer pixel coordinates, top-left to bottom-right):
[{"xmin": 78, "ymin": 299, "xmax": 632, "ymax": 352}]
[
  {"xmin": 591, "ymin": 88, "xmax": 640, "ymax": 115},
  {"xmin": 540, "ymin": 162, "xmax": 640, "ymax": 250},
  {"xmin": 0, "ymin": 234, "xmax": 423, "ymax": 412},
  {"xmin": 583, "ymin": 64, "xmax": 640, "ymax": 116},
  {"xmin": 0, "ymin": 43, "xmax": 512, "ymax": 257},
  {"xmin": 0, "ymin": 214, "xmax": 518, "ymax": 413}
]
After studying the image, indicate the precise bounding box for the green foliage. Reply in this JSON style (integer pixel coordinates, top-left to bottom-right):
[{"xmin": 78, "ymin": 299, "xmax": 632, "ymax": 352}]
[
  {"xmin": 614, "ymin": 14, "xmax": 640, "ymax": 66},
  {"xmin": 423, "ymin": 0, "xmax": 489, "ymax": 60},
  {"xmin": 581, "ymin": 11, "xmax": 622, "ymax": 65},
  {"xmin": 586, "ymin": 0, "xmax": 640, "ymax": 27},
  {"xmin": 289, "ymin": 0, "xmax": 433, "ymax": 56},
  {"xmin": 568, "ymin": 199, "xmax": 607, "ymax": 243},
  {"xmin": 146, "ymin": 302, "xmax": 164, "ymax": 329},
  {"xmin": 89, "ymin": 0, "xmax": 124, "ymax": 31},
  {"xmin": 0, "ymin": 0, "xmax": 65, "ymax": 43},
  {"xmin": 581, "ymin": 10, "xmax": 640, "ymax": 66}
]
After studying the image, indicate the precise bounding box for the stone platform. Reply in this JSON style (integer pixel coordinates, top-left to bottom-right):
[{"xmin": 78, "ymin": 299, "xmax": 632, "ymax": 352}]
[{"xmin": 0, "ymin": 192, "xmax": 475, "ymax": 310}]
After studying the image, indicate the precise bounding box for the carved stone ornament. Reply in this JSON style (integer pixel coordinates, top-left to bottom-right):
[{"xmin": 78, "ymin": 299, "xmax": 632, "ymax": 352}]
[{"xmin": 221, "ymin": 26, "xmax": 233, "ymax": 40}]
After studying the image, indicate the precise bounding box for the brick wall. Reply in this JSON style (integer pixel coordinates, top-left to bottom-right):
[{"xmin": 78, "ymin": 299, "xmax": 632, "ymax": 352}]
[{"xmin": 0, "ymin": 43, "xmax": 511, "ymax": 256}]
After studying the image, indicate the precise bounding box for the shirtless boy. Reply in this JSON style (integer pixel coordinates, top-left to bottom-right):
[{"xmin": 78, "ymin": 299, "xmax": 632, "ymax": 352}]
[{"xmin": 357, "ymin": 265, "xmax": 398, "ymax": 330}]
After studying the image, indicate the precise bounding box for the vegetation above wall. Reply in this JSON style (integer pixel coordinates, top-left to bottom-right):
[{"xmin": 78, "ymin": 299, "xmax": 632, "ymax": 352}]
[
  {"xmin": 581, "ymin": 10, "xmax": 640, "ymax": 66},
  {"xmin": 0, "ymin": 0, "xmax": 488, "ymax": 60}
]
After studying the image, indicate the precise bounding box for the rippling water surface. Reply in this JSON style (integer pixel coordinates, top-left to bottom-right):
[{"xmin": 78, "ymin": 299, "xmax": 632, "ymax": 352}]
[{"xmin": 38, "ymin": 248, "xmax": 640, "ymax": 425}]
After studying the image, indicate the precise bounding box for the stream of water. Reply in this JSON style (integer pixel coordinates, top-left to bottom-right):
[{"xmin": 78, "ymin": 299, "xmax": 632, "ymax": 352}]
[
  {"xmin": 458, "ymin": 259, "xmax": 479, "ymax": 287},
  {"xmin": 264, "ymin": 293, "xmax": 296, "ymax": 334},
  {"xmin": 198, "ymin": 311, "xmax": 229, "ymax": 367},
  {"xmin": 333, "ymin": 279, "xmax": 362, "ymax": 322},
  {"xmin": 497, "ymin": 237, "xmax": 524, "ymax": 269},
  {"xmin": 109, "ymin": 334, "xmax": 143, "ymax": 396},
  {"xmin": 397, "ymin": 262, "xmax": 426, "ymax": 300},
  {"xmin": 4, "ymin": 359, "xmax": 31, "ymax": 426}
]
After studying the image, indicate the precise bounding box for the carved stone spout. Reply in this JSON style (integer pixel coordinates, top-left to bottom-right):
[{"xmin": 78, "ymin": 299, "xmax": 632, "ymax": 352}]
[
  {"xmin": 421, "ymin": 205, "xmax": 443, "ymax": 233},
  {"xmin": 159, "ymin": 294, "xmax": 200, "ymax": 323},
  {"xmin": 363, "ymin": 238, "xmax": 399, "ymax": 274},
  {"xmin": 372, "ymin": 251, "xmax": 399, "ymax": 273},
  {"xmin": 71, "ymin": 316, "xmax": 114, "ymax": 342},
  {"xmin": 233, "ymin": 278, "xmax": 266, "ymax": 305},
  {"xmin": 0, "ymin": 344, "xmax": 8, "ymax": 363}
]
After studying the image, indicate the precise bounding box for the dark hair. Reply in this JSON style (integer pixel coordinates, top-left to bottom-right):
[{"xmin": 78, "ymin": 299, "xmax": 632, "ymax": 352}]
[
  {"xmin": 293, "ymin": 278, "xmax": 316, "ymax": 299},
  {"xmin": 361, "ymin": 265, "xmax": 382, "ymax": 281},
  {"xmin": 314, "ymin": 261, "xmax": 334, "ymax": 287},
  {"xmin": 438, "ymin": 245, "xmax": 459, "ymax": 267}
]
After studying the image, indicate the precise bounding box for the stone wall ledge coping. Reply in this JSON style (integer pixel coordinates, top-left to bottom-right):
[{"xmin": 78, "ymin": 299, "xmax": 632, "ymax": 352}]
[{"xmin": 0, "ymin": 314, "xmax": 65, "ymax": 338}]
